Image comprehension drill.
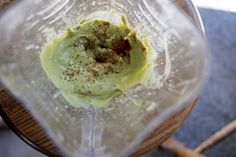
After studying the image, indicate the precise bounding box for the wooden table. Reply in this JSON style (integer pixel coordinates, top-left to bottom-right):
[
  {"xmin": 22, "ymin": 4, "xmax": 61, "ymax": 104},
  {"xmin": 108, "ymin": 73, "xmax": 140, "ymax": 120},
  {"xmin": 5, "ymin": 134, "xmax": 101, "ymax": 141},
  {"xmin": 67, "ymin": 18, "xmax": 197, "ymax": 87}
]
[{"xmin": 0, "ymin": 0, "xmax": 203, "ymax": 156}]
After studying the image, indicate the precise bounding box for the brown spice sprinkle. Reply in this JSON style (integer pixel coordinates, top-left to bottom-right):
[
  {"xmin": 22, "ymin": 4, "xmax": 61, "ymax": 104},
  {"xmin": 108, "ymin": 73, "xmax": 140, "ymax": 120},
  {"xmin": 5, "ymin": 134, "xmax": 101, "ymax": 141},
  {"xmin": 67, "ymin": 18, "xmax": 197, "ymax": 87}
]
[
  {"xmin": 62, "ymin": 20, "xmax": 142, "ymax": 82},
  {"xmin": 95, "ymin": 50, "xmax": 121, "ymax": 64},
  {"xmin": 112, "ymin": 39, "xmax": 131, "ymax": 56}
]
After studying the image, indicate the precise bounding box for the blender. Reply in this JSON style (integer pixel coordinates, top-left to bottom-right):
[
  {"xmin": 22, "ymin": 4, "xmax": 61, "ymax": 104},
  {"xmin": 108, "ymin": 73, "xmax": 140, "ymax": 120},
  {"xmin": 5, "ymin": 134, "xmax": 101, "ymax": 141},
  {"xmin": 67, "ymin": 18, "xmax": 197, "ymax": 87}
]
[{"xmin": 0, "ymin": 0, "xmax": 207, "ymax": 156}]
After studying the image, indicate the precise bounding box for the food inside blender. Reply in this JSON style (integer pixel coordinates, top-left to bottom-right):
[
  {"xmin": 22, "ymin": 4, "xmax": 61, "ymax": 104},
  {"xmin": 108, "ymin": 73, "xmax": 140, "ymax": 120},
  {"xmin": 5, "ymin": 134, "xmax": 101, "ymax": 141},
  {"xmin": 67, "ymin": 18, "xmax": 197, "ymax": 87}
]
[{"xmin": 40, "ymin": 15, "xmax": 150, "ymax": 107}]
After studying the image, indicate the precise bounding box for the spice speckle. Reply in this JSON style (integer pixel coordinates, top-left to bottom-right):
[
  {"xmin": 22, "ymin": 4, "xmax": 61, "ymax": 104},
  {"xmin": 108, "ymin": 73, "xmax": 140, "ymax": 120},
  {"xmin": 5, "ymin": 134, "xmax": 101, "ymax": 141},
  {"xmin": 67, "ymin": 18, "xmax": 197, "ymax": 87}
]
[{"xmin": 40, "ymin": 16, "xmax": 149, "ymax": 108}]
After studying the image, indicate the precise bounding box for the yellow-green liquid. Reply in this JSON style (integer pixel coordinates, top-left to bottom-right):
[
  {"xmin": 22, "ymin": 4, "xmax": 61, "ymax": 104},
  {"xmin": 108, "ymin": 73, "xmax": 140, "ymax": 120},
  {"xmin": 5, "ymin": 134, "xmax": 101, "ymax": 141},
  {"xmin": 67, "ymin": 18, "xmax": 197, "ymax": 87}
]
[{"xmin": 40, "ymin": 16, "xmax": 149, "ymax": 107}]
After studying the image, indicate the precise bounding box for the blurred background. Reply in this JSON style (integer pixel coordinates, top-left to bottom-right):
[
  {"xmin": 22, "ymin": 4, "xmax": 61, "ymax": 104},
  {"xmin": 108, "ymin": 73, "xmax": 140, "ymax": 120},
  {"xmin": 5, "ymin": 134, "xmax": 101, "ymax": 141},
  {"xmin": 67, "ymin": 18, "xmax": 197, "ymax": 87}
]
[{"xmin": 0, "ymin": 0, "xmax": 235, "ymax": 157}]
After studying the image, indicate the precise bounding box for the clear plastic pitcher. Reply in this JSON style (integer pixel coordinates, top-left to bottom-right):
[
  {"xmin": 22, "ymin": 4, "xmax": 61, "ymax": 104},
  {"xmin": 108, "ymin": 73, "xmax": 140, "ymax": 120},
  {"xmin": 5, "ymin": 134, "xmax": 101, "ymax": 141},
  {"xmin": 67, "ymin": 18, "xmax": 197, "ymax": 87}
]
[{"xmin": 0, "ymin": 0, "xmax": 207, "ymax": 156}]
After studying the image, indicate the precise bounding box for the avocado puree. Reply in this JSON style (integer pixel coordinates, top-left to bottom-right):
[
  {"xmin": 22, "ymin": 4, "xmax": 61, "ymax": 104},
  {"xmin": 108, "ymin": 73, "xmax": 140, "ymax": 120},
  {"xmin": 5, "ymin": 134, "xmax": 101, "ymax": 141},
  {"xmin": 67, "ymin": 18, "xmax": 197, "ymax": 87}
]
[{"xmin": 40, "ymin": 16, "xmax": 149, "ymax": 108}]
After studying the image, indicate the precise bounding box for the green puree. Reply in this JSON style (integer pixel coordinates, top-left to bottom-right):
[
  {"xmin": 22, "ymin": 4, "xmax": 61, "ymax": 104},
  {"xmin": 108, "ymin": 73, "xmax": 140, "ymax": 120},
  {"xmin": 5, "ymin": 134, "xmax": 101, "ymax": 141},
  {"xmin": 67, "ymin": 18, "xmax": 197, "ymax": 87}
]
[{"xmin": 41, "ymin": 16, "xmax": 149, "ymax": 108}]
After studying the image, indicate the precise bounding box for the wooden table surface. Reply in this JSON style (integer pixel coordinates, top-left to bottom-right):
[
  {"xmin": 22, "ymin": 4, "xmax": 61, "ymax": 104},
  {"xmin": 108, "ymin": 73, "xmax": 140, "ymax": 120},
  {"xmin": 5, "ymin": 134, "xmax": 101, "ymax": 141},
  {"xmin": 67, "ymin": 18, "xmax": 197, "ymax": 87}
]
[{"xmin": 0, "ymin": 0, "xmax": 202, "ymax": 156}]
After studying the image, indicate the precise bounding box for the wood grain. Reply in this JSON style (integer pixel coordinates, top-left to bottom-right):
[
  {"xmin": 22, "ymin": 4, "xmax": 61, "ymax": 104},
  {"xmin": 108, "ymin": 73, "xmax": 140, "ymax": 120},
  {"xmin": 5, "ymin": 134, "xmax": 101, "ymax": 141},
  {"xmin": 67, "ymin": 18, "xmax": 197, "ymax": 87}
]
[
  {"xmin": 0, "ymin": 0, "xmax": 14, "ymax": 10},
  {"xmin": 0, "ymin": 0, "xmax": 202, "ymax": 156},
  {"xmin": 0, "ymin": 87, "xmax": 61, "ymax": 157}
]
